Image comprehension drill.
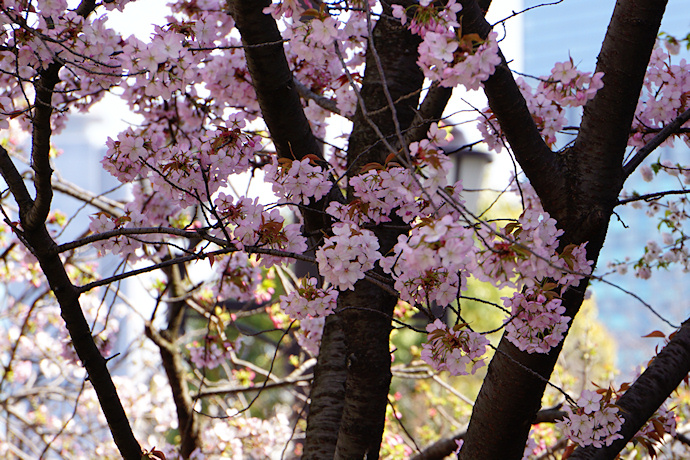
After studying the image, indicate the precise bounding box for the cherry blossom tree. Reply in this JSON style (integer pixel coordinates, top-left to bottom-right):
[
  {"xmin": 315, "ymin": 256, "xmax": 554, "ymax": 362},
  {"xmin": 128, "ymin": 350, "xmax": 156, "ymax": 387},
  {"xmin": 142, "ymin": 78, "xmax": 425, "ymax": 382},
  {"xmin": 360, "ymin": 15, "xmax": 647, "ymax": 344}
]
[{"xmin": 0, "ymin": 0, "xmax": 689, "ymax": 459}]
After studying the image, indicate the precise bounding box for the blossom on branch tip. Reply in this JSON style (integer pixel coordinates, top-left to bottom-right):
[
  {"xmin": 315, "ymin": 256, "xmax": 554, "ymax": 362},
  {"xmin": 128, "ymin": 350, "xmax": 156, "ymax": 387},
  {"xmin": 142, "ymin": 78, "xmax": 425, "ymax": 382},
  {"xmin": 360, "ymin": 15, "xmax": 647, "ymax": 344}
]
[
  {"xmin": 556, "ymin": 389, "xmax": 624, "ymax": 448},
  {"xmin": 279, "ymin": 277, "xmax": 337, "ymax": 320},
  {"xmin": 421, "ymin": 319, "xmax": 489, "ymax": 376}
]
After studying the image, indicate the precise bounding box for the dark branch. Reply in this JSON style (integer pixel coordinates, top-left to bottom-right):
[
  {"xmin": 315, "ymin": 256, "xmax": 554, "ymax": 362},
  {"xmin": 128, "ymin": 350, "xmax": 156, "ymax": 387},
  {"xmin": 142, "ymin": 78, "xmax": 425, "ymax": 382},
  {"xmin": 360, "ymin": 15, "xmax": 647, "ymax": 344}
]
[
  {"xmin": 26, "ymin": 63, "xmax": 61, "ymax": 230},
  {"xmin": 458, "ymin": 1, "xmax": 669, "ymax": 459},
  {"xmin": 293, "ymin": 76, "xmax": 347, "ymax": 119},
  {"xmin": 623, "ymin": 107, "xmax": 690, "ymax": 179},
  {"xmin": 229, "ymin": 0, "xmax": 323, "ymax": 162},
  {"xmin": 0, "ymin": 145, "xmax": 143, "ymax": 460},
  {"xmin": 618, "ymin": 189, "xmax": 690, "ymax": 206},
  {"xmin": 404, "ymin": 83, "xmax": 453, "ymax": 145},
  {"xmin": 571, "ymin": 0, "xmax": 669, "ymax": 219},
  {"xmin": 229, "ymin": 0, "xmax": 343, "ymax": 238},
  {"xmin": 570, "ymin": 317, "xmax": 690, "ymax": 459}
]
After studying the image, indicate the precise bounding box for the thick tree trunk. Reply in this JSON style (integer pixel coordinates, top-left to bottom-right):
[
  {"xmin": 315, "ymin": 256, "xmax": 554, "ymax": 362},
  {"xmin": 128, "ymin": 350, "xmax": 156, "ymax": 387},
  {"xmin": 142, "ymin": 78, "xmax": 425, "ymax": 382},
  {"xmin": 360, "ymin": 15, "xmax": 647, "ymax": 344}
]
[
  {"xmin": 303, "ymin": 314, "xmax": 348, "ymax": 459},
  {"xmin": 231, "ymin": 1, "xmax": 428, "ymax": 457},
  {"xmin": 229, "ymin": 0, "xmax": 338, "ymax": 234},
  {"xmin": 330, "ymin": 7, "xmax": 424, "ymax": 459},
  {"xmin": 458, "ymin": 0, "xmax": 668, "ymax": 458},
  {"xmin": 229, "ymin": 2, "xmax": 349, "ymax": 457},
  {"xmin": 231, "ymin": 0, "xmax": 674, "ymax": 458},
  {"xmin": 332, "ymin": 283, "xmax": 399, "ymax": 459}
]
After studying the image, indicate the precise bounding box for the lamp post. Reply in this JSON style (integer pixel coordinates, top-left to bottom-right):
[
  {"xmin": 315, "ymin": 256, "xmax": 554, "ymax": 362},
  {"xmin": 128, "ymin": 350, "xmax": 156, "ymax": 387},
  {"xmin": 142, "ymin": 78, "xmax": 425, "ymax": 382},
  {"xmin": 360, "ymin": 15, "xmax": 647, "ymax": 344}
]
[{"xmin": 443, "ymin": 127, "xmax": 493, "ymax": 214}]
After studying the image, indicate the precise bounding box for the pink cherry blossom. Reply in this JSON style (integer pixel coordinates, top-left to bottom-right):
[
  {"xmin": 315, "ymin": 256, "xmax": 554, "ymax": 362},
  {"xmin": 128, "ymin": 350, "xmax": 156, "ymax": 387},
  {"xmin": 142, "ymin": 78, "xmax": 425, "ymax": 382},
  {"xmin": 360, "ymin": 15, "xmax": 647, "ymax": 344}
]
[{"xmin": 315, "ymin": 222, "xmax": 381, "ymax": 291}]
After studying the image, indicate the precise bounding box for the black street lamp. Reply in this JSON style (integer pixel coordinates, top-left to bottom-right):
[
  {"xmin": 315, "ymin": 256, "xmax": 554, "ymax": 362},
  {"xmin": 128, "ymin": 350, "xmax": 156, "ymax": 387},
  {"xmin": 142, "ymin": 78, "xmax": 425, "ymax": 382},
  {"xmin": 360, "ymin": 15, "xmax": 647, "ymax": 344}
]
[{"xmin": 443, "ymin": 127, "xmax": 492, "ymax": 214}]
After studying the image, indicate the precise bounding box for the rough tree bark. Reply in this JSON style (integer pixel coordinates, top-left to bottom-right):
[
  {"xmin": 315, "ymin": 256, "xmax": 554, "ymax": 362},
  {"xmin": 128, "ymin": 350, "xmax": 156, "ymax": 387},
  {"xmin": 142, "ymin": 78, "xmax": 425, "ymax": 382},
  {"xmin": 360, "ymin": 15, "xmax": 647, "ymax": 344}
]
[
  {"xmin": 458, "ymin": 0, "xmax": 670, "ymax": 458},
  {"xmin": 228, "ymin": 1, "xmax": 348, "ymax": 458},
  {"xmin": 230, "ymin": 1, "xmax": 426, "ymax": 458},
  {"xmin": 332, "ymin": 6, "xmax": 423, "ymax": 459},
  {"xmin": 6, "ymin": 0, "xmax": 686, "ymax": 457}
]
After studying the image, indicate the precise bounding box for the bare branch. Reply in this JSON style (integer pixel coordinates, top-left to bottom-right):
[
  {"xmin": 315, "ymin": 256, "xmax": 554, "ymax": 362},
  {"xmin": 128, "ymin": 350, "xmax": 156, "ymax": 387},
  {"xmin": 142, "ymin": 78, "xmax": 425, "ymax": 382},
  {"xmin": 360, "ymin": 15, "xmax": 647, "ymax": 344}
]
[
  {"xmin": 618, "ymin": 189, "xmax": 690, "ymax": 206},
  {"xmin": 50, "ymin": 176, "xmax": 125, "ymax": 217},
  {"xmin": 26, "ymin": 62, "xmax": 60, "ymax": 230},
  {"xmin": 198, "ymin": 373, "xmax": 313, "ymax": 397},
  {"xmin": 293, "ymin": 76, "xmax": 347, "ymax": 119},
  {"xmin": 404, "ymin": 83, "xmax": 452, "ymax": 145},
  {"xmin": 76, "ymin": 248, "xmax": 234, "ymax": 293},
  {"xmin": 56, "ymin": 226, "xmax": 230, "ymax": 253}
]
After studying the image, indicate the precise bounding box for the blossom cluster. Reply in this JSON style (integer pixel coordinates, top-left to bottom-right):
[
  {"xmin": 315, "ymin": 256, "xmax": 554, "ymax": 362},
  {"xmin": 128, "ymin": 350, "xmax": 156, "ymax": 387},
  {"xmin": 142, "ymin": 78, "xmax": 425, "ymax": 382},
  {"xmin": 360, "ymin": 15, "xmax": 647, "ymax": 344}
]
[
  {"xmin": 478, "ymin": 60, "xmax": 604, "ymax": 150},
  {"xmin": 187, "ymin": 335, "xmax": 234, "ymax": 370},
  {"xmin": 0, "ymin": 292, "xmax": 130, "ymax": 457},
  {"xmin": 541, "ymin": 58, "xmax": 605, "ymax": 107},
  {"xmin": 0, "ymin": 4, "xmax": 127, "ymax": 133},
  {"xmin": 392, "ymin": 0, "xmax": 462, "ymax": 38},
  {"xmin": 556, "ymin": 389, "xmax": 625, "ymax": 448},
  {"xmin": 381, "ymin": 214, "xmax": 476, "ymax": 306},
  {"xmin": 268, "ymin": 297, "xmax": 325, "ymax": 357},
  {"xmin": 187, "ymin": 410, "xmax": 293, "ymax": 459},
  {"xmin": 393, "ymin": 0, "xmax": 501, "ymax": 90},
  {"xmin": 93, "ymin": 191, "xmax": 310, "ymax": 272},
  {"xmin": 475, "ymin": 207, "xmax": 591, "ymax": 292},
  {"xmin": 328, "ymin": 124, "xmax": 463, "ymax": 227},
  {"xmin": 616, "ymin": 161, "xmax": 690, "ymax": 278},
  {"xmin": 315, "ymin": 222, "xmax": 381, "ymax": 290},
  {"xmin": 503, "ymin": 287, "xmax": 570, "ymax": 354},
  {"xmin": 267, "ymin": 3, "xmax": 368, "ymax": 121},
  {"xmin": 279, "ymin": 277, "xmax": 337, "ymax": 320},
  {"xmin": 213, "ymin": 252, "xmax": 264, "ymax": 304},
  {"xmin": 420, "ymin": 319, "xmax": 490, "ymax": 376},
  {"xmin": 418, "ymin": 31, "xmax": 502, "ymax": 90},
  {"xmin": 265, "ymin": 156, "xmax": 331, "ymax": 205},
  {"xmin": 103, "ymin": 123, "xmax": 258, "ymax": 209},
  {"xmin": 472, "ymin": 204, "xmax": 592, "ymax": 354},
  {"xmin": 295, "ymin": 316, "xmax": 326, "ymax": 357},
  {"xmin": 391, "ymin": 0, "xmax": 500, "ymax": 90},
  {"xmin": 341, "ymin": 167, "xmax": 413, "ymax": 225},
  {"xmin": 630, "ymin": 40, "xmax": 690, "ymax": 149},
  {"xmin": 216, "ymin": 197, "xmax": 308, "ymax": 262},
  {"xmin": 5, "ymin": 0, "xmax": 690, "ymax": 457}
]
